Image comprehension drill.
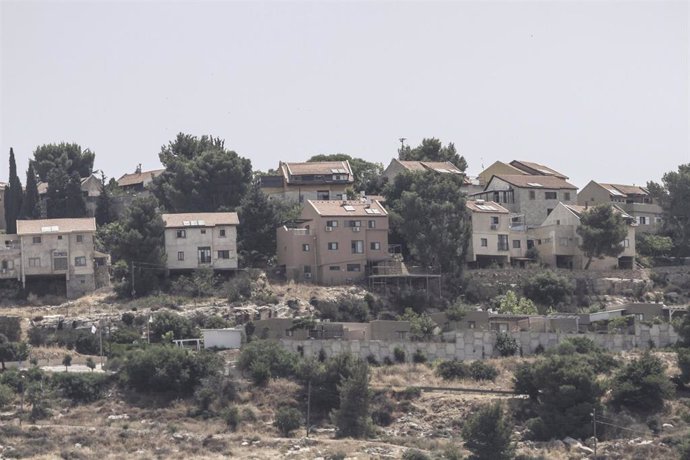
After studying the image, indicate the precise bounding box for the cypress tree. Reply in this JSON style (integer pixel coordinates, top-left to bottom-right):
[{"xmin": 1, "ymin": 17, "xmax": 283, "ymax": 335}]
[
  {"xmin": 20, "ymin": 161, "xmax": 41, "ymax": 219},
  {"xmin": 65, "ymin": 171, "xmax": 87, "ymax": 218},
  {"xmin": 4, "ymin": 148, "xmax": 23, "ymax": 234},
  {"xmin": 95, "ymin": 173, "xmax": 115, "ymax": 226}
]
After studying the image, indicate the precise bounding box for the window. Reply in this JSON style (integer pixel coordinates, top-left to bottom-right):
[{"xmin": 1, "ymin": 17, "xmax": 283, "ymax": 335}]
[
  {"xmin": 370, "ymin": 242, "xmax": 381, "ymax": 250},
  {"xmin": 32, "ymin": 236, "xmax": 41, "ymax": 244},
  {"xmin": 368, "ymin": 220, "xmax": 376, "ymax": 229},
  {"xmin": 468, "ymin": 321, "xmax": 476, "ymax": 329},
  {"xmin": 53, "ymin": 257, "xmax": 67, "ymax": 271},
  {"xmin": 347, "ymin": 264, "xmax": 361, "ymax": 272},
  {"xmin": 480, "ymin": 238, "xmax": 488, "ymax": 247},
  {"xmin": 219, "ymin": 228, "xmax": 226, "ymax": 237},
  {"xmin": 564, "ymin": 192, "xmax": 571, "ymax": 201},
  {"xmin": 302, "ymin": 244, "xmax": 310, "ymax": 252},
  {"xmin": 177, "ymin": 251, "xmax": 185, "ymax": 261},
  {"xmin": 200, "ymin": 229, "xmax": 207, "ymax": 234},
  {"xmin": 58, "ymin": 235, "xmax": 63, "ymax": 240},
  {"xmin": 76, "ymin": 235, "xmax": 84, "ymax": 243},
  {"xmin": 345, "ymin": 220, "xmax": 361, "ymax": 228},
  {"xmin": 1, "ymin": 260, "xmax": 13, "ymax": 270},
  {"xmin": 74, "ymin": 256, "xmax": 87, "ymax": 267},
  {"xmin": 529, "ymin": 190, "xmax": 536, "ymax": 200},
  {"xmin": 198, "ymin": 247, "xmax": 211, "ymax": 264},
  {"xmin": 326, "ymin": 220, "xmax": 338, "ymax": 227},
  {"xmin": 351, "ymin": 240, "xmax": 364, "ymax": 254},
  {"xmin": 622, "ymin": 239, "xmax": 630, "ymax": 248},
  {"xmin": 655, "ymin": 217, "xmax": 663, "ymax": 224},
  {"xmin": 327, "ymin": 242, "xmax": 338, "ymax": 250},
  {"xmin": 559, "ymin": 238, "xmax": 569, "ymax": 247},
  {"xmin": 512, "ymin": 240, "xmax": 521, "ymax": 249},
  {"xmin": 491, "ymin": 216, "xmax": 499, "ymax": 225},
  {"xmin": 545, "ymin": 191, "xmax": 557, "ymax": 200},
  {"xmin": 638, "ymin": 216, "xmax": 648, "ymax": 225},
  {"xmin": 176, "ymin": 230, "xmax": 186, "ymax": 239},
  {"xmin": 317, "ymin": 190, "xmax": 330, "ymax": 200},
  {"xmin": 329, "ymin": 266, "xmax": 341, "ymax": 271},
  {"xmin": 497, "ymin": 235, "xmax": 509, "ymax": 251},
  {"xmin": 303, "ymin": 266, "xmax": 311, "ymax": 274},
  {"xmin": 217, "ymin": 250, "xmax": 230, "ymax": 259},
  {"xmin": 493, "ymin": 191, "xmax": 500, "ymax": 202}
]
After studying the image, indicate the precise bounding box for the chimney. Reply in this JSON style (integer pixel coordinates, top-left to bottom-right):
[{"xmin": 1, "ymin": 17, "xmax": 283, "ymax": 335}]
[{"xmin": 135, "ymin": 163, "xmax": 142, "ymax": 174}]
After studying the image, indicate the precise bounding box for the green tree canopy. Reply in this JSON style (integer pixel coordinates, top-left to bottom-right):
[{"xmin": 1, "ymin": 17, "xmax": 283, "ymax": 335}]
[
  {"xmin": 152, "ymin": 133, "xmax": 252, "ymax": 212},
  {"xmin": 20, "ymin": 161, "xmax": 41, "ymax": 219},
  {"xmin": 33, "ymin": 142, "xmax": 95, "ymax": 181},
  {"xmin": 384, "ymin": 170, "xmax": 471, "ymax": 283},
  {"xmin": 497, "ymin": 290, "xmax": 538, "ymax": 315},
  {"xmin": 95, "ymin": 172, "xmax": 117, "ymax": 226},
  {"xmin": 610, "ymin": 352, "xmax": 674, "ymax": 413},
  {"xmin": 647, "ymin": 164, "xmax": 690, "ymax": 256},
  {"xmin": 0, "ymin": 334, "xmax": 29, "ymax": 371},
  {"xmin": 398, "ymin": 138, "xmax": 468, "ymax": 171},
  {"xmin": 4, "ymin": 148, "xmax": 23, "ymax": 234},
  {"xmin": 331, "ymin": 358, "xmax": 371, "ymax": 438},
  {"xmin": 462, "ymin": 402, "xmax": 515, "ymax": 460},
  {"xmin": 636, "ymin": 233, "xmax": 673, "ymax": 257},
  {"xmin": 576, "ymin": 204, "xmax": 629, "ymax": 269},
  {"xmin": 307, "ymin": 154, "xmax": 385, "ymax": 194}
]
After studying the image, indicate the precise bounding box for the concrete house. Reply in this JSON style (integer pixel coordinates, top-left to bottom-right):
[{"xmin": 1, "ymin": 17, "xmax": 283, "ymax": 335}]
[
  {"xmin": 162, "ymin": 212, "xmax": 239, "ymax": 272},
  {"xmin": 478, "ymin": 160, "xmax": 569, "ymax": 186},
  {"xmin": 577, "ymin": 181, "xmax": 663, "ymax": 233},
  {"xmin": 117, "ymin": 167, "xmax": 165, "ymax": 193},
  {"xmin": 530, "ymin": 202, "xmax": 636, "ymax": 269},
  {"xmin": 8, "ymin": 218, "xmax": 104, "ymax": 298},
  {"xmin": 465, "ymin": 200, "xmax": 528, "ymax": 267},
  {"xmin": 260, "ymin": 161, "xmax": 354, "ymax": 202},
  {"xmin": 472, "ymin": 174, "xmax": 578, "ymax": 229},
  {"xmin": 383, "ymin": 159, "xmax": 482, "ymax": 194},
  {"xmin": 276, "ymin": 199, "xmax": 390, "ymax": 284}
]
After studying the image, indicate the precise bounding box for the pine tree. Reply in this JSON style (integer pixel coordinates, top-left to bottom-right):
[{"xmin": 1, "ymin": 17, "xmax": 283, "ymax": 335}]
[
  {"xmin": 65, "ymin": 171, "xmax": 86, "ymax": 218},
  {"xmin": 331, "ymin": 359, "xmax": 371, "ymax": 438},
  {"xmin": 46, "ymin": 167, "xmax": 69, "ymax": 218},
  {"xmin": 4, "ymin": 148, "xmax": 23, "ymax": 234},
  {"xmin": 20, "ymin": 161, "xmax": 41, "ymax": 219},
  {"xmin": 95, "ymin": 172, "xmax": 115, "ymax": 226}
]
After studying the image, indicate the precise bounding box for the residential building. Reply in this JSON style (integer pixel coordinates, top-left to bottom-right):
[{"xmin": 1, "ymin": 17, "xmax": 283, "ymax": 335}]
[
  {"xmin": 260, "ymin": 161, "xmax": 354, "ymax": 202},
  {"xmin": 117, "ymin": 166, "xmax": 165, "ymax": 193},
  {"xmin": 471, "ymin": 174, "xmax": 578, "ymax": 229},
  {"xmin": 276, "ymin": 199, "xmax": 389, "ymax": 284},
  {"xmin": 5, "ymin": 218, "xmax": 106, "ymax": 298},
  {"xmin": 465, "ymin": 200, "xmax": 528, "ymax": 267},
  {"xmin": 162, "ymin": 212, "xmax": 239, "ymax": 272},
  {"xmin": 383, "ymin": 159, "xmax": 482, "ymax": 194},
  {"xmin": 577, "ymin": 181, "xmax": 663, "ymax": 233},
  {"xmin": 531, "ymin": 202, "xmax": 636, "ymax": 269},
  {"xmin": 478, "ymin": 160, "xmax": 569, "ymax": 186}
]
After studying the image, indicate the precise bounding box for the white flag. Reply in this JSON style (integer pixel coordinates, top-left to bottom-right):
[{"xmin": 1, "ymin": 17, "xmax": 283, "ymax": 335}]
[{"xmin": 91, "ymin": 324, "xmax": 97, "ymax": 334}]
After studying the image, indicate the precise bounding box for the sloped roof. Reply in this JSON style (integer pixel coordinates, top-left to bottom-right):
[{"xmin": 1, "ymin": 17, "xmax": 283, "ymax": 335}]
[
  {"xmin": 397, "ymin": 160, "xmax": 463, "ymax": 174},
  {"xmin": 283, "ymin": 161, "xmax": 353, "ymax": 177},
  {"xmin": 307, "ymin": 199, "xmax": 388, "ymax": 217},
  {"xmin": 492, "ymin": 174, "xmax": 577, "ymax": 190},
  {"xmin": 599, "ymin": 183, "xmax": 649, "ymax": 197},
  {"xmin": 564, "ymin": 204, "xmax": 633, "ymax": 220},
  {"xmin": 117, "ymin": 169, "xmax": 165, "ymax": 187},
  {"xmin": 17, "ymin": 218, "xmax": 96, "ymax": 235},
  {"xmin": 510, "ymin": 160, "xmax": 569, "ymax": 179},
  {"xmin": 162, "ymin": 212, "xmax": 239, "ymax": 228},
  {"xmin": 466, "ymin": 200, "xmax": 510, "ymax": 214}
]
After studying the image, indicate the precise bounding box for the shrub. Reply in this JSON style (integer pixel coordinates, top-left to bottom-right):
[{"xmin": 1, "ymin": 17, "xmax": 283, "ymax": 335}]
[
  {"xmin": 317, "ymin": 296, "xmax": 370, "ymax": 322},
  {"xmin": 468, "ymin": 361, "xmax": 499, "ymax": 381},
  {"xmin": 250, "ymin": 360, "xmax": 271, "ymax": 386},
  {"xmin": 371, "ymin": 392, "xmax": 395, "ymax": 426},
  {"xmin": 274, "ymin": 407, "xmax": 302, "ymax": 437},
  {"xmin": 436, "ymin": 360, "xmax": 468, "ymax": 380},
  {"xmin": 402, "ymin": 449, "xmax": 430, "ymax": 460},
  {"xmin": 462, "ymin": 402, "xmax": 514, "ymax": 460},
  {"xmin": 393, "ymin": 347, "xmax": 406, "ymax": 364},
  {"xmin": 121, "ymin": 346, "xmax": 221, "ymax": 396},
  {"xmin": 522, "ymin": 271, "xmax": 573, "ymax": 309},
  {"xmin": 610, "ymin": 352, "xmax": 674, "ymax": 413},
  {"xmin": 331, "ymin": 359, "xmax": 371, "ymax": 438},
  {"xmin": 149, "ymin": 312, "xmax": 198, "ymax": 343},
  {"xmin": 238, "ymin": 340, "xmax": 298, "ymax": 380},
  {"xmin": 366, "ymin": 354, "xmax": 380, "ymax": 366},
  {"xmin": 52, "ymin": 373, "xmax": 110, "ymax": 403},
  {"xmin": 193, "ymin": 374, "xmax": 237, "ymax": 413},
  {"xmin": 496, "ymin": 291, "xmax": 537, "ymax": 315},
  {"xmin": 412, "ymin": 349, "xmax": 427, "ymax": 364},
  {"xmin": 495, "ymin": 333, "xmax": 518, "ymax": 357},
  {"xmin": 676, "ymin": 306, "xmax": 690, "ymax": 347},
  {"xmin": 514, "ymin": 355, "xmax": 603, "ymax": 440},
  {"xmin": 121, "ymin": 312, "xmax": 135, "ymax": 326},
  {"xmin": 225, "ymin": 274, "xmax": 252, "ymax": 302},
  {"xmin": 678, "ymin": 348, "xmax": 690, "ymax": 385},
  {"xmin": 224, "ymin": 405, "xmax": 240, "ymax": 431},
  {"xmin": 0, "ymin": 383, "xmax": 14, "ymax": 409}
]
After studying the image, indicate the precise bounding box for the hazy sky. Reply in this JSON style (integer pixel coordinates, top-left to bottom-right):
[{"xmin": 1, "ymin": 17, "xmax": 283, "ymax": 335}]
[{"xmin": 1, "ymin": 1, "xmax": 688, "ymax": 189}]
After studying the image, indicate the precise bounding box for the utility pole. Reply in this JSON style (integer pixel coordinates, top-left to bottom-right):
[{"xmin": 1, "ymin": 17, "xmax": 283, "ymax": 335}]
[
  {"xmin": 306, "ymin": 379, "xmax": 312, "ymax": 437},
  {"xmin": 592, "ymin": 408, "xmax": 597, "ymax": 458},
  {"xmin": 130, "ymin": 261, "xmax": 136, "ymax": 298},
  {"xmin": 99, "ymin": 322, "xmax": 104, "ymax": 366}
]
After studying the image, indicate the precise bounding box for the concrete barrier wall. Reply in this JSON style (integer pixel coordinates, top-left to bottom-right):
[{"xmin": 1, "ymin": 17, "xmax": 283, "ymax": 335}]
[{"xmin": 280, "ymin": 323, "xmax": 678, "ymax": 362}]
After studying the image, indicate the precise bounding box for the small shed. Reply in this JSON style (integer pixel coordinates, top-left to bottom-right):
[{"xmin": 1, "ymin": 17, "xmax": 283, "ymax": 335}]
[{"xmin": 201, "ymin": 328, "xmax": 243, "ymax": 350}]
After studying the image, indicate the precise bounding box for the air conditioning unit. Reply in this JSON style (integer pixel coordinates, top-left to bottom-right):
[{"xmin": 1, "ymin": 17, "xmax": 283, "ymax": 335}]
[
  {"xmin": 352, "ymin": 227, "xmax": 361, "ymax": 232},
  {"xmin": 325, "ymin": 226, "xmax": 333, "ymax": 232},
  {"xmin": 490, "ymin": 224, "xmax": 498, "ymax": 230},
  {"xmin": 304, "ymin": 273, "xmax": 312, "ymax": 279}
]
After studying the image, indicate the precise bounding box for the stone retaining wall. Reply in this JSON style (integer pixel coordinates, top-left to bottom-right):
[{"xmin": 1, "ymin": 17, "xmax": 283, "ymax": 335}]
[{"xmin": 280, "ymin": 323, "xmax": 678, "ymax": 362}]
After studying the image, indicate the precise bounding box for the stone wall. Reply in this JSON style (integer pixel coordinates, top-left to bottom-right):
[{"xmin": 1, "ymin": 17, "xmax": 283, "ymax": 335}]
[{"xmin": 280, "ymin": 323, "xmax": 678, "ymax": 362}]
